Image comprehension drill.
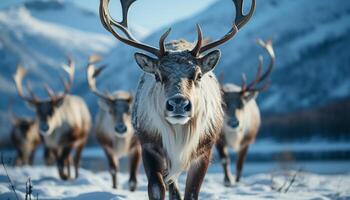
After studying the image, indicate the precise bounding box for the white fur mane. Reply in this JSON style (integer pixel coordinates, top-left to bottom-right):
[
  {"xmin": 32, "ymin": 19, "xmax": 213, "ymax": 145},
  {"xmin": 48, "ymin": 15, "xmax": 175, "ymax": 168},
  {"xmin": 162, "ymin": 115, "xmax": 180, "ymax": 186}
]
[
  {"xmin": 133, "ymin": 71, "xmax": 223, "ymax": 182},
  {"xmin": 221, "ymin": 83, "xmax": 260, "ymax": 151},
  {"xmin": 43, "ymin": 95, "xmax": 91, "ymax": 148},
  {"xmin": 95, "ymin": 95, "xmax": 134, "ymax": 157}
]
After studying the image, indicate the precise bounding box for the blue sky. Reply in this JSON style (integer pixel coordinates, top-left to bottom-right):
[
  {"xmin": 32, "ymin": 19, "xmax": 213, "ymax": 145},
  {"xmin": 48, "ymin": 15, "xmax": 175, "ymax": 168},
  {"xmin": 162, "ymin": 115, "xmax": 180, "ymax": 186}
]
[
  {"xmin": 72, "ymin": 0, "xmax": 217, "ymax": 31},
  {"xmin": 0, "ymin": 0, "xmax": 217, "ymax": 32}
]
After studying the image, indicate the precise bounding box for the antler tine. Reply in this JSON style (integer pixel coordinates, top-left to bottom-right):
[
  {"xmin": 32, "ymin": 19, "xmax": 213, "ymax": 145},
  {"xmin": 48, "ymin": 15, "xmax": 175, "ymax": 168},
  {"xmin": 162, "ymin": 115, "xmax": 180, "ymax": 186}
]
[
  {"xmin": 159, "ymin": 28, "xmax": 172, "ymax": 56},
  {"xmin": 89, "ymin": 54, "xmax": 103, "ymax": 64},
  {"xmin": 25, "ymin": 81, "xmax": 39, "ymax": 101},
  {"xmin": 242, "ymin": 39, "xmax": 275, "ymax": 93},
  {"xmin": 65, "ymin": 56, "xmax": 75, "ymax": 84},
  {"xmin": 120, "ymin": 0, "xmax": 135, "ymax": 27},
  {"xmin": 13, "ymin": 65, "xmax": 37, "ymax": 103},
  {"xmin": 241, "ymin": 73, "xmax": 247, "ymax": 92},
  {"xmin": 199, "ymin": 0, "xmax": 255, "ymax": 54},
  {"xmin": 87, "ymin": 57, "xmax": 111, "ymax": 101},
  {"xmin": 234, "ymin": 0, "xmax": 256, "ymax": 29},
  {"xmin": 190, "ymin": 24, "xmax": 203, "ymax": 57},
  {"xmin": 61, "ymin": 57, "xmax": 75, "ymax": 93},
  {"xmin": 54, "ymin": 57, "xmax": 75, "ymax": 101},
  {"xmin": 199, "ymin": 24, "xmax": 238, "ymax": 54},
  {"xmin": 255, "ymin": 39, "xmax": 275, "ymax": 82},
  {"xmin": 254, "ymin": 80, "xmax": 271, "ymax": 92},
  {"xmin": 246, "ymin": 55, "xmax": 263, "ymax": 90},
  {"xmin": 108, "ymin": 0, "xmax": 137, "ymax": 41},
  {"xmin": 44, "ymin": 83, "xmax": 56, "ymax": 99},
  {"xmin": 100, "ymin": 0, "xmax": 169, "ymax": 58}
]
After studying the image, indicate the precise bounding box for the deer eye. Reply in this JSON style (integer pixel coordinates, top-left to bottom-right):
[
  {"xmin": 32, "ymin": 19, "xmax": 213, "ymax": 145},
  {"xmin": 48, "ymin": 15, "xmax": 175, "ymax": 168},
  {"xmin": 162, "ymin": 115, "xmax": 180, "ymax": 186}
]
[{"xmin": 196, "ymin": 73, "xmax": 202, "ymax": 81}]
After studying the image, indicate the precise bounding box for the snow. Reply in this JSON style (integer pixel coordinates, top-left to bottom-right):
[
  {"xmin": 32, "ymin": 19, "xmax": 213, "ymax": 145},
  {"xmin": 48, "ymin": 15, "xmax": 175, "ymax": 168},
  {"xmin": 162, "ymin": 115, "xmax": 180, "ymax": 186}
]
[
  {"xmin": 0, "ymin": 1, "xmax": 117, "ymax": 138},
  {"xmin": 0, "ymin": 166, "xmax": 349, "ymax": 200},
  {"xmin": 102, "ymin": 0, "xmax": 350, "ymax": 113},
  {"xmin": 0, "ymin": 0, "xmax": 151, "ymax": 138}
]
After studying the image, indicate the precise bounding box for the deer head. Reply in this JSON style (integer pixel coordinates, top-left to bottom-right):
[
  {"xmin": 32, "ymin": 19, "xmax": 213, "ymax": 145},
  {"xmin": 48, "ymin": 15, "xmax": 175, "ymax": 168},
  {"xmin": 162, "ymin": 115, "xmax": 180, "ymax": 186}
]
[
  {"xmin": 87, "ymin": 55, "xmax": 133, "ymax": 137},
  {"xmin": 222, "ymin": 39, "xmax": 275, "ymax": 128},
  {"xmin": 8, "ymin": 100, "xmax": 35, "ymax": 138},
  {"xmin": 100, "ymin": 0, "xmax": 255, "ymax": 125},
  {"xmin": 13, "ymin": 58, "xmax": 75, "ymax": 134}
]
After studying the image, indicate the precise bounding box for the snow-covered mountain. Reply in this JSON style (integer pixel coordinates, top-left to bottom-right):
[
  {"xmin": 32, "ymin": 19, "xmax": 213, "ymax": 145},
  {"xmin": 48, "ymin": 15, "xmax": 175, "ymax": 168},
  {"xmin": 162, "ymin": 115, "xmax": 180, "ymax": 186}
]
[
  {"xmin": 101, "ymin": 0, "xmax": 350, "ymax": 114},
  {"xmin": 0, "ymin": 0, "xmax": 145, "ymax": 137},
  {"xmin": 0, "ymin": 0, "xmax": 151, "ymax": 141}
]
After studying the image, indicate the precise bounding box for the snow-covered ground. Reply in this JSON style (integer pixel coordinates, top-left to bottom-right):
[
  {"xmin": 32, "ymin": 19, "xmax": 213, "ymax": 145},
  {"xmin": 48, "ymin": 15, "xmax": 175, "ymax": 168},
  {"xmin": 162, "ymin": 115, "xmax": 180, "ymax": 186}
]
[
  {"xmin": 0, "ymin": 166, "xmax": 349, "ymax": 200},
  {"xmin": 1, "ymin": 140, "xmax": 350, "ymax": 199}
]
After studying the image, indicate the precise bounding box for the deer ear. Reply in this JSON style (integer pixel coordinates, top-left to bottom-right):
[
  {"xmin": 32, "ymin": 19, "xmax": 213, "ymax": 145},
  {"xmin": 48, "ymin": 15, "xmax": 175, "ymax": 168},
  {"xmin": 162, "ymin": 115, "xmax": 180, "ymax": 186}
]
[
  {"xmin": 198, "ymin": 50, "xmax": 221, "ymax": 74},
  {"xmin": 242, "ymin": 91, "xmax": 258, "ymax": 103},
  {"xmin": 127, "ymin": 95, "xmax": 133, "ymax": 104},
  {"xmin": 134, "ymin": 53, "xmax": 158, "ymax": 74},
  {"xmin": 55, "ymin": 98, "xmax": 65, "ymax": 108}
]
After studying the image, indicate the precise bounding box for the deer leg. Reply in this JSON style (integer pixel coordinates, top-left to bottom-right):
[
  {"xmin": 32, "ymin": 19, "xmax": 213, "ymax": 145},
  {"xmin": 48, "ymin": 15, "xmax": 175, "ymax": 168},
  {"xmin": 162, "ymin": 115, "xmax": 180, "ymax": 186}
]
[
  {"xmin": 57, "ymin": 146, "xmax": 72, "ymax": 180},
  {"xmin": 28, "ymin": 147, "xmax": 37, "ymax": 166},
  {"xmin": 15, "ymin": 150, "xmax": 23, "ymax": 166},
  {"xmin": 168, "ymin": 180, "xmax": 182, "ymax": 200},
  {"xmin": 128, "ymin": 144, "xmax": 141, "ymax": 192},
  {"xmin": 15, "ymin": 157, "xmax": 22, "ymax": 166},
  {"xmin": 236, "ymin": 145, "xmax": 249, "ymax": 183},
  {"xmin": 215, "ymin": 138, "xmax": 233, "ymax": 186},
  {"xmin": 103, "ymin": 147, "xmax": 118, "ymax": 189},
  {"xmin": 65, "ymin": 155, "xmax": 72, "ymax": 179},
  {"xmin": 184, "ymin": 150, "xmax": 211, "ymax": 200},
  {"xmin": 44, "ymin": 147, "xmax": 55, "ymax": 166},
  {"xmin": 73, "ymin": 140, "xmax": 86, "ymax": 179},
  {"xmin": 142, "ymin": 146, "xmax": 166, "ymax": 200}
]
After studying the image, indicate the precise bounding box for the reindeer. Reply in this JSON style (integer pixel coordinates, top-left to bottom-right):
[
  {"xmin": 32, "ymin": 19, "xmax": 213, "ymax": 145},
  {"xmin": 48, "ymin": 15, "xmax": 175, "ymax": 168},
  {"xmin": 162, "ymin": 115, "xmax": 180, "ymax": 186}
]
[
  {"xmin": 99, "ymin": 0, "xmax": 255, "ymax": 199},
  {"xmin": 13, "ymin": 58, "xmax": 91, "ymax": 180},
  {"xmin": 9, "ymin": 104, "xmax": 55, "ymax": 166},
  {"xmin": 217, "ymin": 39, "xmax": 275, "ymax": 186},
  {"xmin": 10, "ymin": 115, "xmax": 40, "ymax": 166},
  {"xmin": 86, "ymin": 56, "xmax": 141, "ymax": 191}
]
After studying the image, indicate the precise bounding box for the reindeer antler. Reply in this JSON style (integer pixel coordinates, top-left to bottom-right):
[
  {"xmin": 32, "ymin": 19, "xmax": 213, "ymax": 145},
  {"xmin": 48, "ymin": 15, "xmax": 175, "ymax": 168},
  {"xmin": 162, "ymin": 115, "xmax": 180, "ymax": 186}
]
[
  {"xmin": 241, "ymin": 39, "xmax": 275, "ymax": 94},
  {"xmin": 100, "ymin": 0, "xmax": 171, "ymax": 58},
  {"xmin": 13, "ymin": 58, "xmax": 75, "ymax": 103},
  {"xmin": 191, "ymin": 0, "xmax": 256, "ymax": 56},
  {"xmin": 57, "ymin": 56, "xmax": 75, "ymax": 98},
  {"xmin": 86, "ymin": 55, "xmax": 112, "ymax": 101},
  {"xmin": 13, "ymin": 65, "xmax": 39, "ymax": 104},
  {"xmin": 100, "ymin": 0, "xmax": 256, "ymax": 58}
]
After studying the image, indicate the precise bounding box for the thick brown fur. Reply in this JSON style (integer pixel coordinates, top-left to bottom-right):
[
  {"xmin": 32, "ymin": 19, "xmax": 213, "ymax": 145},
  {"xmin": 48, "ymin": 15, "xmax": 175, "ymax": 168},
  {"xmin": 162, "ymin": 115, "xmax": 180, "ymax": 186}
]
[
  {"xmin": 10, "ymin": 118, "xmax": 40, "ymax": 166},
  {"xmin": 38, "ymin": 95, "xmax": 91, "ymax": 180}
]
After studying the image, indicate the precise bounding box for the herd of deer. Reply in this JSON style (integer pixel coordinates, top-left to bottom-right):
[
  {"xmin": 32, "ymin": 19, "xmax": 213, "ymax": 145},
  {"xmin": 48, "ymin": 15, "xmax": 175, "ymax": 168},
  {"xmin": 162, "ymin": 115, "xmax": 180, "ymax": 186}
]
[{"xmin": 9, "ymin": 0, "xmax": 275, "ymax": 199}]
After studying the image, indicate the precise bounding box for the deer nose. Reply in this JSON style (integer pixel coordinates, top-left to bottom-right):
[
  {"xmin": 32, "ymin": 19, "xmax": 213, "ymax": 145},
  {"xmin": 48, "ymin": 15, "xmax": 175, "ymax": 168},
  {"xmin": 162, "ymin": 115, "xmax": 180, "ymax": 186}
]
[
  {"xmin": 39, "ymin": 122, "xmax": 49, "ymax": 132},
  {"xmin": 228, "ymin": 119, "xmax": 239, "ymax": 128},
  {"xmin": 166, "ymin": 96, "xmax": 192, "ymax": 113},
  {"xmin": 114, "ymin": 124, "xmax": 127, "ymax": 133}
]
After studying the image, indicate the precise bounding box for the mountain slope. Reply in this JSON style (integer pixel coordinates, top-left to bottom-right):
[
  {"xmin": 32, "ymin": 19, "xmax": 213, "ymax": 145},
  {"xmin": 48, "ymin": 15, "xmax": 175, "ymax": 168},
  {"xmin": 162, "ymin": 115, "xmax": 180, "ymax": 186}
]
[
  {"xmin": 102, "ymin": 0, "xmax": 350, "ymax": 113},
  {"xmin": 0, "ymin": 0, "xmax": 117, "ymax": 135}
]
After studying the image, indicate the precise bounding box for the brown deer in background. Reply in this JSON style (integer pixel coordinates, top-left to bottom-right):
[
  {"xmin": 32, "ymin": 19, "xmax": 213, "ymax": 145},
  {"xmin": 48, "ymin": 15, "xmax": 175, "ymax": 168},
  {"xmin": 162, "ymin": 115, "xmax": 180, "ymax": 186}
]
[
  {"xmin": 87, "ymin": 56, "xmax": 141, "ymax": 191},
  {"xmin": 10, "ymin": 115, "xmax": 40, "ymax": 166},
  {"xmin": 99, "ymin": 0, "xmax": 255, "ymax": 199},
  {"xmin": 9, "ymin": 103, "xmax": 55, "ymax": 166},
  {"xmin": 13, "ymin": 58, "xmax": 91, "ymax": 180},
  {"xmin": 217, "ymin": 39, "xmax": 275, "ymax": 186}
]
